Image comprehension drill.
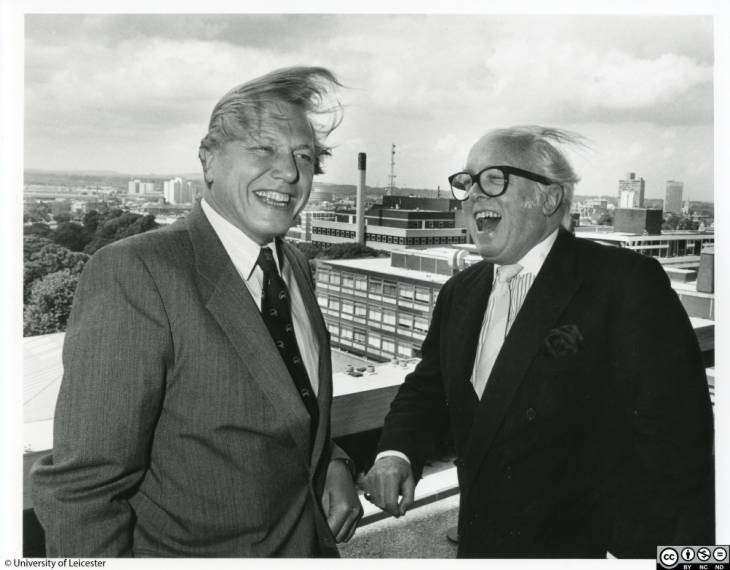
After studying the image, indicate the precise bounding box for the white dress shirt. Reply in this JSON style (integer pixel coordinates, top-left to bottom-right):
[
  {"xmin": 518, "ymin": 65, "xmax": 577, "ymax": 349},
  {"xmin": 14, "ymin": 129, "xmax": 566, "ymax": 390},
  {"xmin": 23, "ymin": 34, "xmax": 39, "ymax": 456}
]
[
  {"xmin": 201, "ymin": 199, "xmax": 320, "ymax": 394},
  {"xmin": 468, "ymin": 229, "xmax": 559, "ymax": 391},
  {"xmin": 378, "ymin": 229, "xmax": 559, "ymax": 465}
]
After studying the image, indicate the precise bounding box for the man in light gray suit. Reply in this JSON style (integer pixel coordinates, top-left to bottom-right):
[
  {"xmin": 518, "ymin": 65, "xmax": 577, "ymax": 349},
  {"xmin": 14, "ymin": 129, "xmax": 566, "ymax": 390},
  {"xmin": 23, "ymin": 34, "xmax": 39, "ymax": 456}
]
[{"xmin": 31, "ymin": 66, "xmax": 362, "ymax": 557}]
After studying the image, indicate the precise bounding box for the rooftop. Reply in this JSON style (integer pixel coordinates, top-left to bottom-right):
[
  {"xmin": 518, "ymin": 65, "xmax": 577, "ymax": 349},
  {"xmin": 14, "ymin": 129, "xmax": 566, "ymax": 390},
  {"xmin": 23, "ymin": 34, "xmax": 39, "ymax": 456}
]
[{"xmin": 318, "ymin": 256, "xmax": 452, "ymax": 285}]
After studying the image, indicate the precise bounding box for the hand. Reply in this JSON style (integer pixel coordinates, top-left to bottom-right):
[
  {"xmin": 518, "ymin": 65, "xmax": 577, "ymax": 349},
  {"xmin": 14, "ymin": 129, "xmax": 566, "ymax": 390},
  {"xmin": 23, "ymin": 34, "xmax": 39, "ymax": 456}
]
[
  {"xmin": 322, "ymin": 459, "xmax": 363, "ymax": 543},
  {"xmin": 360, "ymin": 456, "xmax": 415, "ymax": 518}
]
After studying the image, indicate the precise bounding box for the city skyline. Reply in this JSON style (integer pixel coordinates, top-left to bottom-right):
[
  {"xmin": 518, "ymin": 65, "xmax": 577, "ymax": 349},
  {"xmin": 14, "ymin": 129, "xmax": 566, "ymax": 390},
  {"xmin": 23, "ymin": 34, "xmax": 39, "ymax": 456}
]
[{"xmin": 21, "ymin": 12, "xmax": 715, "ymax": 201}]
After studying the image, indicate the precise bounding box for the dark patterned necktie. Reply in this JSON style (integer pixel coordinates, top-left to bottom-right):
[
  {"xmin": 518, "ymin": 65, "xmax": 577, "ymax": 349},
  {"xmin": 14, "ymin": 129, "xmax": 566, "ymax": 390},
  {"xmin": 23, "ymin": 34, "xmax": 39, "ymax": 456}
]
[{"xmin": 257, "ymin": 246, "xmax": 319, "ymax": 445}]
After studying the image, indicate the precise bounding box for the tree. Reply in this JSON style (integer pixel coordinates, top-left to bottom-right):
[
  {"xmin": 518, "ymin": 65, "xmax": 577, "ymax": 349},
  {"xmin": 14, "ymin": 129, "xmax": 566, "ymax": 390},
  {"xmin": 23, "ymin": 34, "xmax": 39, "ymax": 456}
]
[
  {"xmin": 53, "ymin": 221, "xmax": 91, "ymax": 252},
  {"xmin": 23, "ymin": 240, "xmax": 89, "ymax": 304},
  {"xmin": 596, "ymin": 213, "xmax": 613, "ymax": 226},
  {"xmin": 24, "ymin": 222, "xmax": 53, "ymax": 238},
  {"xmin": 23, "ymin": 201, "xmax": 51, "ymax": 223},
  {"xmin": 663, "ymin": 214, "xmax": 681, "ymax": 231},
  {"xmin": 23, "ymin": 270, "xmax": 80, "ymax": 336},
  {"xmin": 83, "ymin": 209, "xmax": 101, "ymax": 234},
  {"xmin": 24, "ymin": 235, "xmax": 53, "ymax": 261},
  {"xmin": 84, "ymin": 211, "xmax": 159, "ymax": 254},
  {"xmin": 53, "ymin": 212, "xmax": 72, "ymax": 224}
]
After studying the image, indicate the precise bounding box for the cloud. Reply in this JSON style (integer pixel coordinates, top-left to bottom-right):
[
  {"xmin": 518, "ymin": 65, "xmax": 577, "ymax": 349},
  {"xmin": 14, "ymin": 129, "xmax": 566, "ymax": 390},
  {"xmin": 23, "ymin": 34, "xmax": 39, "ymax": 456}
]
[{"xmin": 22, "ymin": 14, "xmax": 715, "ymax": 199}]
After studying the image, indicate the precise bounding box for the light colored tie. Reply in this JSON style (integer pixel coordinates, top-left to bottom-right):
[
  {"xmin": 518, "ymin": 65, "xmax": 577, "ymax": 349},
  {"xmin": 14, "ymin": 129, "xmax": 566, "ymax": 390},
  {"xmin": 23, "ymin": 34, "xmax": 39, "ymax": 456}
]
[{"xmin": 472, "ymin": 263, "xmax": 523, "ymax": 399}]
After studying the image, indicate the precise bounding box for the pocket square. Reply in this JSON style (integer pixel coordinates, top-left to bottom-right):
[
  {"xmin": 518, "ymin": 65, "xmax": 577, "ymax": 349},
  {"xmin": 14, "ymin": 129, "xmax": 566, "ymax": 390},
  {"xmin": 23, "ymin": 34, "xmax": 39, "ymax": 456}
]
[{"xmin": 544, "ymin": 324, "xmax": 583, "ymax": 357}]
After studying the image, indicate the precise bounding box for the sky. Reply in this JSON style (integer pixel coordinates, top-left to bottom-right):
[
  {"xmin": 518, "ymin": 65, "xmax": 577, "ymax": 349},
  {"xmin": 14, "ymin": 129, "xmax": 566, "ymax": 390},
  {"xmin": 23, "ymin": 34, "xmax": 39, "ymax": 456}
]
[{"xmin": 22, "ymin": 12, "xmax": 716, "ymax": 201}]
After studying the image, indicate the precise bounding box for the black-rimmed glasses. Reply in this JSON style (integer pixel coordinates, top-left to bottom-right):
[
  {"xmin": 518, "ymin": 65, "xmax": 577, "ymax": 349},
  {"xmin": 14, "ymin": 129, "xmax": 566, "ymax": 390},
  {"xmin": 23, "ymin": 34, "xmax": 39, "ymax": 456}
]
[{"xmin": 448, "ymin": 165, "xmax": 561, "ymax": 201}]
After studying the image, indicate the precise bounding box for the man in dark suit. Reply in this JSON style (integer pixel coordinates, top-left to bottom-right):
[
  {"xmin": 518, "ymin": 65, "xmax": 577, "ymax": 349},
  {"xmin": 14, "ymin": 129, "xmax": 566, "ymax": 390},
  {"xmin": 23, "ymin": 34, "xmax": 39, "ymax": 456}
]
[
  {"xmin": 361, "ymin": 126, "xmax": 714, "ymax": 558},
  {"xmin": 31, "ymin": 67, "xmax": 362, "ymax": 557}
]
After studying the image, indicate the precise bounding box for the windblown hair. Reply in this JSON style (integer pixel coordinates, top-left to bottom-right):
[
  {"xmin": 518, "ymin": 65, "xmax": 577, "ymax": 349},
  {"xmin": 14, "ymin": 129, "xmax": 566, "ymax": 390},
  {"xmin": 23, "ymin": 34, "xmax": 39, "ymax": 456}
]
[
  {"xmin": 488, "ymin": 125, "xmax": 590, "ymax": 224},
  {"xmin": 199, "ymin": 66, "xmax": 343, "ymax": 176}
]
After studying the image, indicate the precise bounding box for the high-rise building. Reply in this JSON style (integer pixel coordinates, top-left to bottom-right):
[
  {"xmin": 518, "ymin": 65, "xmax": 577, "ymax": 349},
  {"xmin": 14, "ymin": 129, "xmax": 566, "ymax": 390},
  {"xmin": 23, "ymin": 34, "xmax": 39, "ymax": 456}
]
[
  {"xmin": 127, "ymin": 179, "xmax": 156, "ymax": 195},
  {"xmin": 665, "ymin": 180, "xmax": 684, "ymax": 214},
  {"xmin": 163, "ymin": 177, "xmax": 194, "ymax": 205},
  {"xmin": 618, "ymin": 172, "xmax": 645, "ymax": 208}
]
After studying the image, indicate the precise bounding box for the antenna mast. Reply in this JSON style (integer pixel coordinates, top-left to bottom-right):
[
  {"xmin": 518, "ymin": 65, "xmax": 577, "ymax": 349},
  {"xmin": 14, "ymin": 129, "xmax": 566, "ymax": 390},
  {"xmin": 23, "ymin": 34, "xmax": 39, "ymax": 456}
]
[{"xmin": 387, "ymin": 143, "xmax": 396, "ymax": 195}]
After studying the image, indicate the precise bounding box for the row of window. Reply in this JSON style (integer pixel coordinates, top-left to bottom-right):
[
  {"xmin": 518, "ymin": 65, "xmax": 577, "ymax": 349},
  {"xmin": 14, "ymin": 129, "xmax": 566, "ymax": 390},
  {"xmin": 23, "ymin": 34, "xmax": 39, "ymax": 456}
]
[
  {"xmin": 328, "ymin": 323, "xmax": 421, "ymax": 358},
  {"xmin": 367, "ymin": 234, "xmax": 466, "ymax": 246},
  {"xmin": 317, "ymin": 271, "xmax": 435, "ymax": 305},
  {"xmin": 628, "ymin": 238, "xmax": 714, "ymax": 258},
  {"xmin": 316, "ymin": 294, "xmax": 430, "ymax": 333}
]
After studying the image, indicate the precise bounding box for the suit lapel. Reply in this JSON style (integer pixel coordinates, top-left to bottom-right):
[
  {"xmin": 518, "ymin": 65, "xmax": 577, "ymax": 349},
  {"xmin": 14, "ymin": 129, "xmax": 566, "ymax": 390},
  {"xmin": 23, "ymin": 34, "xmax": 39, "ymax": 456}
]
[
  {"xmin": 461, "ymin": 230, "xmax": 583, "ymax": 490},
  {"xmin": 282, "ymin": 242, "xmax": 332, "ymax": 472},
  {"xmin": 185, "ymin": 205, "xmax": 312, "ymax": 468}
]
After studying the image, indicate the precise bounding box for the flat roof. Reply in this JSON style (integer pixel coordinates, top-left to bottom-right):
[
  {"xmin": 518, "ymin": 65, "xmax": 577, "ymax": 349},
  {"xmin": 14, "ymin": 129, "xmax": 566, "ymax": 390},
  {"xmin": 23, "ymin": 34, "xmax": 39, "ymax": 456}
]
[{"xmin": 318, "ymin": 256, "xmax": 452, "ymax": 284}]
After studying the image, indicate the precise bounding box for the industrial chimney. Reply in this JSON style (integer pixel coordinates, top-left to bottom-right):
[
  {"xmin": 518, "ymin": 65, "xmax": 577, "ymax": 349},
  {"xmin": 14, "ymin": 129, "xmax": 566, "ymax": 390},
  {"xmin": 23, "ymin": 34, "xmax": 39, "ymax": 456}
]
[{"xmin": 356, "ymin": 153, "xmax": 366, "ymax": 245}]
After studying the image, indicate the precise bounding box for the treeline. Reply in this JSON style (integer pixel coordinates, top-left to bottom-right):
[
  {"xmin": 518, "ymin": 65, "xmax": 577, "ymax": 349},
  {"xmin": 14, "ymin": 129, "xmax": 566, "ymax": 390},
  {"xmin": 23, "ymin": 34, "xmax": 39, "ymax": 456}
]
[
  {"xmin": 294, "ymin": 241, "xmax": 387, "ymax": 278},
  {"xmin": 23, "ymin": 207, "xmax": 160, "ymax": 337}
]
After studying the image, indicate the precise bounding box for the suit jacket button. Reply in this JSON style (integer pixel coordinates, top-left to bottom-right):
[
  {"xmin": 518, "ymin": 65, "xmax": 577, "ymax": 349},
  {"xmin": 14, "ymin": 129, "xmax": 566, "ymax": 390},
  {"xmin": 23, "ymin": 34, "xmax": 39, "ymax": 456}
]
[{"xmin": 526, "ymin": 407, "xmax": 537, "ymax": 421}]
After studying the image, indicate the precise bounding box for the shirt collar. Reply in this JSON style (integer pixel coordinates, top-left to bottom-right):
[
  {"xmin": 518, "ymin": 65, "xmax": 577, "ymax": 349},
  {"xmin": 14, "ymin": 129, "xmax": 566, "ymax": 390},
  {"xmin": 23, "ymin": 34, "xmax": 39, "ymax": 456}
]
[
  {"xmin": 201, "ymin": 198, "xmax": 280, "ymax": 280},
  {"xmin": 496, "ymin": 228, "xmax": 559, "ymax": 277}
]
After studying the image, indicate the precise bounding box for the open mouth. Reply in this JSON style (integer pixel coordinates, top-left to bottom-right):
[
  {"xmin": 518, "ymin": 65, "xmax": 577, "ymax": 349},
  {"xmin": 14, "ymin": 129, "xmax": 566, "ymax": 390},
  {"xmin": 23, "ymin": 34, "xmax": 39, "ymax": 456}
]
[
  {"xmin": 474, "ymin": 209, "xmax": 501, "ymax": 232},
  {"xmin": 254, "ymin": 190, "xmax": 293, "ymax": 208}
]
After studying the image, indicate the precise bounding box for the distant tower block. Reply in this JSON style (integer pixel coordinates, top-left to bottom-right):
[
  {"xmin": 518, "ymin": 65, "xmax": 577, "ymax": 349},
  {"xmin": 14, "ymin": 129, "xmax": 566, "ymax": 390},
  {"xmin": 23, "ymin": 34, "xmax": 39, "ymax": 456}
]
[
  {"xmin": 387, "ymin": 143, "xmax": 397, "ymax": 196},
  {"xmin": 356, "ymin": 153, "xmax": 366, "ymax": 245}
]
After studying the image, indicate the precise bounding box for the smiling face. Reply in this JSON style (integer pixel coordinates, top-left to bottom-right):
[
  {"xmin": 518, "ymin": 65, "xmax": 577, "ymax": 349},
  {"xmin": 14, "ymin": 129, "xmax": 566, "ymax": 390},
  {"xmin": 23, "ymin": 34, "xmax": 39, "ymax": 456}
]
[
  {"xmin": 201, "ymin": 102, "xmax": 315, "ymax": 245},
  {"xmin": 463, "ymin": 134, "xmax": 560, "ymax": 264}
]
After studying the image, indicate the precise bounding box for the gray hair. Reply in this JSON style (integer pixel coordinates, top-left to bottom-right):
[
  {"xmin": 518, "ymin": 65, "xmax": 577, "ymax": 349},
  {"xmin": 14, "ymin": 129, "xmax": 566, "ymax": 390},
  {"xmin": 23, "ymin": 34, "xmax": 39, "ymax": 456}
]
[
  {"xmin": 199, "ymin": 66, "xmax": 343, "ymax": 176},
  {"xmin": 487, "ymin": 125, "xmax": 589, "ymax": 224}
]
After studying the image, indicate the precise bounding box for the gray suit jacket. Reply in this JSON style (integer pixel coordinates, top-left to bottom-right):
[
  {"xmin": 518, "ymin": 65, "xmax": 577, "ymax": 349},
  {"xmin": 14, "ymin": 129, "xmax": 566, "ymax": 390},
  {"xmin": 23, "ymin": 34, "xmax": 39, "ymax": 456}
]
[{"xmin": 31, "ymin": 203, "xmax": 343, "ymax": 557}]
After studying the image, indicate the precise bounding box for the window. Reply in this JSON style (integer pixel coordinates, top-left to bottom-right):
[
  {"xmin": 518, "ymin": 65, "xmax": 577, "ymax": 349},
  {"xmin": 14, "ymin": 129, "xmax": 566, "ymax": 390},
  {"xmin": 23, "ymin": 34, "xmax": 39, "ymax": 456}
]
[
  {"xmin": 317, "ymin": 295, "xmax": 328, "ymax": 307},
  {"xmin": 369, "ymin": 278, "xmax": 382, "ymax": 294},
  {"xmin": 329, "ymin": 298, "xmax": 340, "ymax": 311},
  {"xmin": 341, "ymin": 327, "xmax": 353, "ymax": 340},
  {"xmin": 354, "ymin": 304, "xmax": 367, "ymax": 317},
  {"xmin": 414, "ymin": 316, "xmax": 429, "ymax": 334},
  {"xmin": 355, "ymin": 275, "xmax": 367, "ymax": 291},
  {"xmin": 415, "ymin": 287, "xmax": 430, "ymax": 304},
  {"xmin": 330, "ymin": 271, "xmax": 341, "ymax": 286},
  {"xmin": 317, "ymin": 271, "xmax": 329, "ymax": 284},
  {"xmin": 398, "ymin": 314, "xmax": 413, "ymax": 330},
  {"xmin": 353, "ymin": 328, "xmax": 367, "ymax": 344},
  {"xmin": 342, "ymin": 273, "xmax": 354, "ymax": 289},
  {"xmin": 328, "ymin": 323, "xmax": 339, "ymax": 337},
  {"xmin": 383, "ymin": 281, "xmax": 397, "ymax": 297},
  {"xmin": 383, "ymin": 310, "xmax": 396, "ymax": 326},
  {"xmin": 397, "ymin": 344, "xmax": 413, "ymax": 358},
  {"xmin": 341, "ymin": 301, "xmax": 354, "ymax": 315},
  {"xmin": 368, "ymin": 333, "xmax": 381, "ymax": 348},
  {"xmin": 382, "ymin": 340, "xmax": 395, "ymax": 354},
  {"xmin": 368, "ymin": 307, "xmax": 382, "ymax": 321},
  {"xmin": 399, "ymin": 284, "xmax": 415, "ymax": 300}
]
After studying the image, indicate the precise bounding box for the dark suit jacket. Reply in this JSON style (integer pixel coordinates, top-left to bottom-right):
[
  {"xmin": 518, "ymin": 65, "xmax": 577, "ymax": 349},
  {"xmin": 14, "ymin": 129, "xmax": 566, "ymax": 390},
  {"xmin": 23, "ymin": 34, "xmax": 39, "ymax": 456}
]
[
  {"xmin": 378, "ymin": 229, "xmax": 714, "ymax": 558},
  {"xmin": 31, "ymin": 203, "xmax": 344, "ymax": 557}
]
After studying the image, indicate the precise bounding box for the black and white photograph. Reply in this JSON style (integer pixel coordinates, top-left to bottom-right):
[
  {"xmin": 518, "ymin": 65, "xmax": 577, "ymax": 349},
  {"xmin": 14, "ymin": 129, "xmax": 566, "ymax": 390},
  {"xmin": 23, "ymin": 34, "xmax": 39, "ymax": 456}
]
[{"xmin": 2, "ymin": 0, "xmax": 728, "ymax": 565}]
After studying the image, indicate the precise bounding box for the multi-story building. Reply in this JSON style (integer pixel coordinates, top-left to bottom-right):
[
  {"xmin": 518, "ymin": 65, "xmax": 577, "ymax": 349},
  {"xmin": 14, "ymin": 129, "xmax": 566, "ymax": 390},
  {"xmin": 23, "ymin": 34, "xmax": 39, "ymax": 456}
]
[
  {"xmin": 613, "ymin": 208, "xmax": 663, "ymax": 235},
  {"xmin": 127, "ymin": 179, "xmax": 156, "ymax": 195},
  {"xmin": 311, "ymin": 196, "xmax": 469, "ymax": 252},
  {"xmin": 665, "ymin": 180, "xmax": 684, "ymax": 214},
  {"xmin": 287, "ymin": 210, "xmax": 338, "ymax": 242},
  {"xmin": 163, "ymin": 177, "xmax": 195, "ymax": 205},
  {"xmin": 618, "ymin": 172, "xmax": 645, "ymax": 208},
  {"xmin": 315, "ymin": 248, "xmax": 481, "ymax": 361},
  {"xmin": 576, "ymin": 229, "xmax": 714, "ymax": 265}
]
